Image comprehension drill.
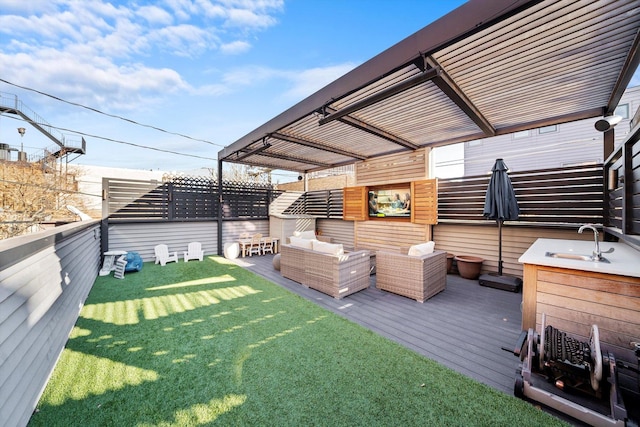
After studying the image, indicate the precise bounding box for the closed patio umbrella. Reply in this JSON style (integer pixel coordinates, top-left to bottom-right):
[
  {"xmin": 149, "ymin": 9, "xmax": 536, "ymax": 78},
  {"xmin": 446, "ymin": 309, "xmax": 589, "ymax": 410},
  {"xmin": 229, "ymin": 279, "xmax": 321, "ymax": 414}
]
[{"xmin": 479, "ymin": 159, "xmax": 522, "ymax": 292}]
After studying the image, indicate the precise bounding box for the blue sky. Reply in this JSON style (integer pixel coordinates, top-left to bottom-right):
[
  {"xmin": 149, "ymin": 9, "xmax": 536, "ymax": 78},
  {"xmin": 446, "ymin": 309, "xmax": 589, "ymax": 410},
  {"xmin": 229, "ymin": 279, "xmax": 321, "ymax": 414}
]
[{"xmin": 0, "ymin": 0, "xmax": 466, "ymax": 180}]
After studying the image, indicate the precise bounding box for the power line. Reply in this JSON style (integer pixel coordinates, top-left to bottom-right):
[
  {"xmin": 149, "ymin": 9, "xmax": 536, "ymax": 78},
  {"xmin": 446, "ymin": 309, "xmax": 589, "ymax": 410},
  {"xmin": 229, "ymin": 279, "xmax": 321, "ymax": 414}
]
[
  {"xmin": 1, "ymin": 114, "xmax": 218, "ymax": 162},
  {"xmin": 0, "ymin": 78, "xmax": 224, "ymax": 148}
]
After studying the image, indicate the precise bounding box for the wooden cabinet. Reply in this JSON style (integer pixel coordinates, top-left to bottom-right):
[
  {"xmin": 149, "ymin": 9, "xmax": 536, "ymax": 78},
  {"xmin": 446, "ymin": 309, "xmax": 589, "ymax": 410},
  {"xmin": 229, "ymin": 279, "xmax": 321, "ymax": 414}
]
[{"xmin": 522, "ymin": 263, "xmax": 640, "ymax": 359}]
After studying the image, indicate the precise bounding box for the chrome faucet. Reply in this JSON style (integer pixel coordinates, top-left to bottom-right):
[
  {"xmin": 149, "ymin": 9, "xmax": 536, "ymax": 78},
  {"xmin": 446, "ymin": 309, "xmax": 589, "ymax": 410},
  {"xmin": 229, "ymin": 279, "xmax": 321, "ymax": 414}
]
[{"xmin": 578, "ymin": 224, "xmax": 601, "ymax": 261}]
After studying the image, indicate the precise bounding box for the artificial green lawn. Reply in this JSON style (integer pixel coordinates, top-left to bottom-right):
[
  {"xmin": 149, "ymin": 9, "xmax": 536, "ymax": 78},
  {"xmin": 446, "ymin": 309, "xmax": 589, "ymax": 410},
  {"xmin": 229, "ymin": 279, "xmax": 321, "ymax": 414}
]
[{"xmin": 29, "ymin": 256, "xmax": 567, "ymax": 426}]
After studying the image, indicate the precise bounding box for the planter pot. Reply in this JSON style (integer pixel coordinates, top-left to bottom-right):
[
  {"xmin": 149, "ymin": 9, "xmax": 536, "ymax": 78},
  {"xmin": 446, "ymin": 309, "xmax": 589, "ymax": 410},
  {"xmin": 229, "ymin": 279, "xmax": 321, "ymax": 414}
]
[
  {"xmin": 454, "ymin": 255, "xmax": 484, "ymax": 280},
  {"xmin": 446, "ymin": 253, "xmax": 455, "ymax": 274}
]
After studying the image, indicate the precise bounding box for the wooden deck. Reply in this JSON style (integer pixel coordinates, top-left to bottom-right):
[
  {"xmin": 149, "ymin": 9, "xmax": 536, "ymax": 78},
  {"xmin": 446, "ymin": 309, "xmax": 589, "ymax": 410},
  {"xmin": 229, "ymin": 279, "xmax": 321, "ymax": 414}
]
[{"xmin": 231, "ymin": 253, "xmax": 523, "ymax": 396}]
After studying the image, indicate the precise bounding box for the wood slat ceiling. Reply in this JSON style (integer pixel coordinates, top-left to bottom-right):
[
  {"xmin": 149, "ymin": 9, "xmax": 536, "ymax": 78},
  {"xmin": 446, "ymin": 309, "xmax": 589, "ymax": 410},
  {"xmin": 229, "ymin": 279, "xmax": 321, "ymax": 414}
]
[{"xmin": 219, "ymin": 0, "xmax": 640, "ymax": 173}]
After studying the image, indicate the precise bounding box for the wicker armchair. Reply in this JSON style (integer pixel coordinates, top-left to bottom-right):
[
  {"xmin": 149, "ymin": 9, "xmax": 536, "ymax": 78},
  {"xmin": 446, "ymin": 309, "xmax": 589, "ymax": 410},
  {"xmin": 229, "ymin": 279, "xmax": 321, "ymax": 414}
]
[
  {"xmin": 375, "ymin": 249, "xmax": 447, "ymax": 302},
  {"xmin": 280, "ymin": 244, "xmax": 371, "ymax": 299}
]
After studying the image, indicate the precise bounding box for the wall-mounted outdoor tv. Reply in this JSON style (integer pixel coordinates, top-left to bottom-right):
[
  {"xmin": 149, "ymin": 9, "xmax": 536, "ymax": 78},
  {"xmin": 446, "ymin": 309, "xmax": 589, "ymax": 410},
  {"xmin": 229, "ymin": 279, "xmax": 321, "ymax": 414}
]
[{"xmin": 368, "ymin": 186, "xmax": 411, "ymax": 218}]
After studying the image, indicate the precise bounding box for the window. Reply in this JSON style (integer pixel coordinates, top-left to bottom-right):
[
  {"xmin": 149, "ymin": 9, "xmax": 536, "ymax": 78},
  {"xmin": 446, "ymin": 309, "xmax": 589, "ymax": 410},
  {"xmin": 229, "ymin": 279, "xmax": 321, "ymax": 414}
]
[
  {"xmin": 614, "ymin": 103, "xmax": 629, "ymax": 119},
  {"xmin": 513, "ymin": 130, "xmax": 530, "ymax": 139},
  {"xmin": 539, "ymin": 125, "xmax": 558, "ymax": 134}
]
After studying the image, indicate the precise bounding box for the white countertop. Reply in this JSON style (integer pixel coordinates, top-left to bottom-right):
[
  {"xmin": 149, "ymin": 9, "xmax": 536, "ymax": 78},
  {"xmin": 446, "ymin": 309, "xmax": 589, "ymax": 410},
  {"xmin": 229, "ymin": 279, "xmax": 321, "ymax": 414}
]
[{"xmin": 519, "ymin": 238, "xmax": 640, "ymax": 278}]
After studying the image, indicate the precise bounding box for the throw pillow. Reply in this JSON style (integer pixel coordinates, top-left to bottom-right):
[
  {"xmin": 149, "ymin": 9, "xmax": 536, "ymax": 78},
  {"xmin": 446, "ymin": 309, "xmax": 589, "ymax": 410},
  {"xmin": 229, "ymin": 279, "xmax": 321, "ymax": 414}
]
[
  {"xmin": 290, "ymin": 236, "xmax": 315, "ymax": 249},
  {"xmin": 408, "ymin": 241, "xmax": 435, "ymax": 256},
  {"xmin": 312, "ymin": 240, "xmax": 344, "ymax": 256},
  {"xmin": 293, "ymin": 230, "xmax": 316, "ymax": 239}
]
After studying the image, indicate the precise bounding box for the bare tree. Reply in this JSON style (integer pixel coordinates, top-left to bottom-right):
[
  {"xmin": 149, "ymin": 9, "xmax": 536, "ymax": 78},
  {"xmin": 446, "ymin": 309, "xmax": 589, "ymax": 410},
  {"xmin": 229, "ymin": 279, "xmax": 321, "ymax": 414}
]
[
  {"xmin": 163, "ymin": 163, "xmax": 273, "ymax": 184},
  {"xmin": 0, "ymin": 160, "xmax": 87, "ymax": 239}
]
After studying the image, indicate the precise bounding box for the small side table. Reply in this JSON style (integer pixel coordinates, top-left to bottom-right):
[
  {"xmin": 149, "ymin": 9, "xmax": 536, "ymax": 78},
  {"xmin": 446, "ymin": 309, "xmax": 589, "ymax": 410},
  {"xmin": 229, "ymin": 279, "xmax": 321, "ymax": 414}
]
[{"xmin": 100, "ymin": 250, "xmax": 128, "ymax": 276}]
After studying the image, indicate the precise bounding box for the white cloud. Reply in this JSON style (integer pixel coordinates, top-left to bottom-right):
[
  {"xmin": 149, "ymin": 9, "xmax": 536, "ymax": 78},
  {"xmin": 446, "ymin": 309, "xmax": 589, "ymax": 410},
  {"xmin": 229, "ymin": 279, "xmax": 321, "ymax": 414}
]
[
  {"xmin": 0, "ymin": 0, "xmax": 286, "ymax": 112},
  {"xmin": 136, "ymin": 5, "xmax": 174, "ymax": 26},
  {"xmin": 225, "ymin": 7, "xmax": 277, "ymax": 29},
  {"xmin": 220, "ymin": 40, "xmax": 252, "ymax": 55},
  {"xmin": 1, "ymin": 49, "xmax": 190, "ymax": 111},
  {"xmin": 149, "ymin": 24, "xmax": 217, "ymax": 57},
  {"xmin": 282, "ymin": 63, "xmax": 358, "ymax": 101}
]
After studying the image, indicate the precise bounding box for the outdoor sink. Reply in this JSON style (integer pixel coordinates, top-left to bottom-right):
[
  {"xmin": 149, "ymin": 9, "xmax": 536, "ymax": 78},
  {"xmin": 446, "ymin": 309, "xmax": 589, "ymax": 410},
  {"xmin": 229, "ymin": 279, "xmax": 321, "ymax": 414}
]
[{"xmin": 545, "ymin": 251, "xmax": 609, "ymax": 263}]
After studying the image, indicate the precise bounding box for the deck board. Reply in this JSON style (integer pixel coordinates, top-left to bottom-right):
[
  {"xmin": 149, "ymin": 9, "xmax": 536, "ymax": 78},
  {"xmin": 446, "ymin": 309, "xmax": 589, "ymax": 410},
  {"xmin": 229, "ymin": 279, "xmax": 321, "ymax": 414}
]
[{"xmin": 231, "ymin": 253, "xmax": 523, "ymax": 396}]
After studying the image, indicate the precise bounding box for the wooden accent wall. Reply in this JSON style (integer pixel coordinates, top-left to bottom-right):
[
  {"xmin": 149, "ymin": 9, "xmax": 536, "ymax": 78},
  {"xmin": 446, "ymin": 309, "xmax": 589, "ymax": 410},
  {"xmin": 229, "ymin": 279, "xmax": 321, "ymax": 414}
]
[
  {"xmin": 355, "ymin": 149, "xmax": 428, "ymax": 186},
  {"xmin": 522, "ymin": 264, "xmax": 640, "ymax": 359},
  {"xmin": 344, "ymin": 149, "xmax": 433, "ymax": 251},
  {"xmin": 354, "ymin": 221, "xmax": 431, "ymax": 252}
]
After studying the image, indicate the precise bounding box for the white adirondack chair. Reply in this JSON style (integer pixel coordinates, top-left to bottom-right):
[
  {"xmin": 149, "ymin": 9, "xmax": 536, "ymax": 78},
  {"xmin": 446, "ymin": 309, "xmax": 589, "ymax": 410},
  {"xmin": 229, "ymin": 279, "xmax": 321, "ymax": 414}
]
[
  {"xmin": 184, "ymin": 242, "xmax": 204, "ymax": 262},
  {"xmin": 154, "ymin": 244, "xmax": 178, "ymax": 266}
]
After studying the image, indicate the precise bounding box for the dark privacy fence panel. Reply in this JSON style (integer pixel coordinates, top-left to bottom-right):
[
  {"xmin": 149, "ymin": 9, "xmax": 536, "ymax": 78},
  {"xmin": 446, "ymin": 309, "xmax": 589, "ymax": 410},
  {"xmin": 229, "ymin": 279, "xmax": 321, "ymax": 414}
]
[
  {"xmin": 605, "ymin": 125, "xmax": 640, "ymax": 244},
  {"xmin": 283, "ymin": 189, "xmax": 344, "ymax": 219},
  {"xmin": 104, "ymin": 177, "xmax": 280, "ymax": 221},
  {"xmin": 438, "ymin": 164, "xmax": 604, "ymax": 226},
  {"xmin": 105, "ymin": 165, "xmax": 603, "ymax": 227}
]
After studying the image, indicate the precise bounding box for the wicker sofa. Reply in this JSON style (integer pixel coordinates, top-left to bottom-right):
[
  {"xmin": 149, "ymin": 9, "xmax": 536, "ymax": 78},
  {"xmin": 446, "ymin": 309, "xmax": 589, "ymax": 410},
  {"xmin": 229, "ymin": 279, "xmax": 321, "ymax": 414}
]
[
  {"xmin": 280, "ymin": 243, "xmax": 371, "ymax": 299},
  {"xmin": 375, "ymin": 248, "xmax": 447, "ymax": 302}
]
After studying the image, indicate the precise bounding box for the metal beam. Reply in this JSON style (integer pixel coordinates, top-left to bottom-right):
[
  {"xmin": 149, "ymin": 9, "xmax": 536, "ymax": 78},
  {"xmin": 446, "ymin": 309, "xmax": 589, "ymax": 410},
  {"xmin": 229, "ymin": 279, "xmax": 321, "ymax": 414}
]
[
  {"xmin": 327, "ymin": 107, "xmax": 420, "ymax": 150},
  {"xmin": 606, "ymin": 29, "xmax": 640, "ymax": 115},
  {"xmin": 271, "ymin": 132, "xmax": 367, "ymax": 160},
  {"xmin": 242, "ymin": 150, "xmax": 331, "ymax": 168},
  {"xmin": 233, "ymin": 142, "xmax": 271, "ymax": 161},
  {"xmin": 426, "ymin": 56, "xmax": 496, "ymax": 136},
  {"xmin": 318, "ymin": 67, "xmax": 440, "ymax": 126}
]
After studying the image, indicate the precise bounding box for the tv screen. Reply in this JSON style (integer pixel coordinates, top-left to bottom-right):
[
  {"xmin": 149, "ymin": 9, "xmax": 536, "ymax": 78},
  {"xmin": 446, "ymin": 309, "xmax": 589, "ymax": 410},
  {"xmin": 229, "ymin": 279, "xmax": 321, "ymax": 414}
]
[{"xmin": 368, "ymin": 187, "xmax": 410, "ymax": 218}]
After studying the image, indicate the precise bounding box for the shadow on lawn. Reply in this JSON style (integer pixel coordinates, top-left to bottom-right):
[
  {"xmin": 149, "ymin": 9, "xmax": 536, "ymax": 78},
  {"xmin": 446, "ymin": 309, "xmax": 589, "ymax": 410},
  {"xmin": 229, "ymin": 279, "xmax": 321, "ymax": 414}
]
[{"xmin": 29, "ymin": 257, "xmax": 325, "ymax": 426}]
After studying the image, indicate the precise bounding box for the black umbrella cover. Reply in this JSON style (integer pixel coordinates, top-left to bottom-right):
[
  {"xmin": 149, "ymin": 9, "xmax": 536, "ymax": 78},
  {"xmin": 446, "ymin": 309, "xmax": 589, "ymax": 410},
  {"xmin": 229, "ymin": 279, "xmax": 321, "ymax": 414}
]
[{"xmin": 483, "ymin": 158, "xmax": 519, "ymax": 221}]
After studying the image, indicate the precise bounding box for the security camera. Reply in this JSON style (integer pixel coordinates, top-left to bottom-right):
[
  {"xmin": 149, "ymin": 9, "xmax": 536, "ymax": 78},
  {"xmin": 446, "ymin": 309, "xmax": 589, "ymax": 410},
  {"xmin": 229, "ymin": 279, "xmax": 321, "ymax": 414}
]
[
  {"xmin": 298, "ymin": 175, "xmax": 303, "ymax": 181},
  {"xmin": 594, "ymin": 115, "xmax": 622, "ymax": 132}
]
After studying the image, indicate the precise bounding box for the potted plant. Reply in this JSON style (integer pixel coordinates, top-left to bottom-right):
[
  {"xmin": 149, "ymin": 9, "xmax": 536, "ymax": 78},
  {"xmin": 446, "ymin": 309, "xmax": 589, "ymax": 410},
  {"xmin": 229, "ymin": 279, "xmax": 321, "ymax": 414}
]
[{"xmin": 454, "ymin": 255, "xmax": 484, "ymax": 280}]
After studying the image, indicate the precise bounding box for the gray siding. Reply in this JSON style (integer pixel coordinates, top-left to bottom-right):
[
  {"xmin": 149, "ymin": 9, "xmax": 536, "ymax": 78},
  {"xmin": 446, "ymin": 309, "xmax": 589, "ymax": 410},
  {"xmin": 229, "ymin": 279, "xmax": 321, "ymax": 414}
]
[
  {"xmin": 107, "ymin": 222, "xmax": 218, "ymax": 261},
  {"xmin": 463, "ymin": 85, "xmax": 640, "ymax": 176},
  {"xmin": 432, "ymin": 223, "xmax": 592, "ymax": 277},
  {"xmin": 221, "ymin": 220, "xmax": 269, "ymax": 244},
  {"xmin": 106, "ymin": 220, "xmax": 269, "ymax": 261},
  {"xmin": 316, "ymin": 219, "xmax": 355, "ymax": 250},
  {"xmin": 0, "ymin": 222, "xmax": 101, "ymax": 427}
]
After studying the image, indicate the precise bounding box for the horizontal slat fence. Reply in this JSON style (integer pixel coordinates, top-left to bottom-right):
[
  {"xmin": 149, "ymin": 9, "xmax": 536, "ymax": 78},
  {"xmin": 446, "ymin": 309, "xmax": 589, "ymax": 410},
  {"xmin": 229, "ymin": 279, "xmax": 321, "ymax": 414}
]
[
  {"xmin": 284, "ymin": 189, "xmax": 344, "ymax": 219},
  {"xmin": 438, "ymin": 164, "xmax": 604, "ymax": 226},
  {"xmin": 103, "ymin": 177, "xmax": 280, "ymax": 221},
  {"xmin": 104, "ymin": 165, "xmax": 603, "ymax": 228},
  {"xmin": 604, "ymin": 125, "xmax": 640, "ymax": 246}
]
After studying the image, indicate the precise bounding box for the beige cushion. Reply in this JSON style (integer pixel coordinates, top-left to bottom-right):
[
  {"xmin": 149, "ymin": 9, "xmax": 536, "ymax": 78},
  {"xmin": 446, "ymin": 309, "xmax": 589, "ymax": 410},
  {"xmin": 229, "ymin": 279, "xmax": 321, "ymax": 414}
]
[
  {"xmin": 290, "ymin": 236, "xmax": 315, "ymax": 249},
  {"xmin": 312, "ymin": 240, "xmax": 344, "ymax": 256},
  {"xmin": 293, "ymin": 230, "xmax": 316, "ymax": 239},
  {"xmin": 408, "ymin": 241, "xmax": 435, "ymax": 256}
]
